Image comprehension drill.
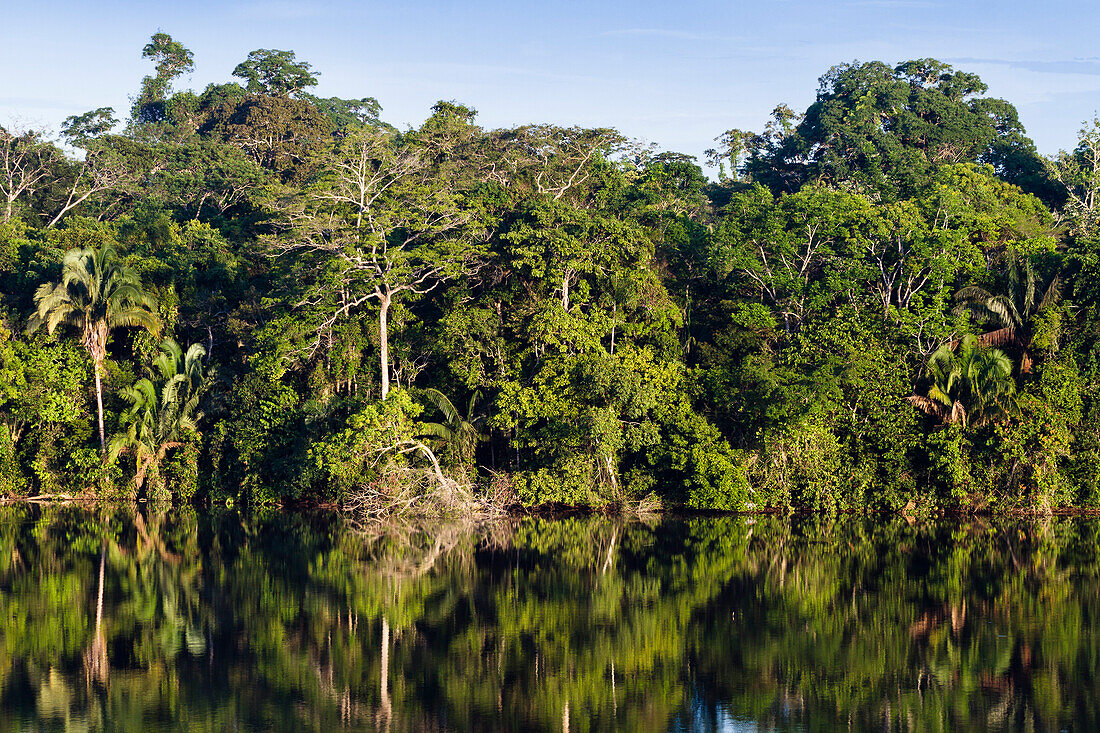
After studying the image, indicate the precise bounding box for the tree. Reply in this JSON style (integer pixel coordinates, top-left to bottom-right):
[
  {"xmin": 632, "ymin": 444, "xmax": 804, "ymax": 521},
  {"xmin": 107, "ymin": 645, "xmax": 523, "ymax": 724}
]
[
  {"xmin": 27, "ymin": 243, "xmax": 161, "ymax": 452},
  {"xmin": 112, "ymin": 137, "xmax": 270, "ymax": 219},
  {"xmin": 60, "ymin": 108, "xmax": 118, "ymax": 147},
  {"xmin": 277, "ymin": 121, "xmax": 482, "ymax": 398},
  {"xmin": 745, "ymin": 59, "xmax": 1048, "ymax": 200},
  {"xmin": 1049, "ymin": 116, "xmax": 1100, "ymax": 235},
  {"xmin": 705, "ymin": 128, "xmax": 756, "ymax": 182},
  {"xmin": 0, "ymin": 324, "xmax": 86, "ymax": 450},
  {"xmin": 1, "ymin": 125, "xmax": 58, "ymax": 222},
  {"xmin": 200, "ymin": 95, "xmax": 332, "ymax": 183},
  {"xmin": 109, "ymin": 339, "xmax": 206, "ymax": 494},
  {"xmin": 301, "ymin": 95, "xmax": 385, "ymax": 133},
  {"xmin": 908, "ymin": 334, "xmax": 1017, "ymax": 427},
  {"xmin": 132, "ymin": 33, "xmax": 195, "ymax": 125},
  {"xmin": 954, "ymin": 248, "xmax": 1062, "ymax": 371},
  {"xmin": 480, "ymin": 123, "xmax": 620, "ymax": 202},
  {"xmin": 416, "ymin": 388, "xmax": 486, "ymax": 467},
  {"xmin": 710, "ymin": 184, "xmax": 867, "ymax": 334},
  {"xmin": 46, "ymin": 136, "xmax": 136, "ymax": 228},
  {"xmin": 232, "ymin": 49, "xmax": 319, "ymax": 97}
]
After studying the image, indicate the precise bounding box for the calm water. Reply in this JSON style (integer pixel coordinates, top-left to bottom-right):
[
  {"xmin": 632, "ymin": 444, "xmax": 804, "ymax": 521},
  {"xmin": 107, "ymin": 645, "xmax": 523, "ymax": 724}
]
[{"xmin": 0, "ymin": 507, "xmax": 1098, "ymax": 732}]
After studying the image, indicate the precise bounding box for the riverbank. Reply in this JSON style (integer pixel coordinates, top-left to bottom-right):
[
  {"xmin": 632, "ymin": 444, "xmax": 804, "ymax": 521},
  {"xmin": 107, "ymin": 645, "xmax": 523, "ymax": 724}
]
[{"xmin": 6, "ymin": 490, "xmax": 1100, "ymax": 519}]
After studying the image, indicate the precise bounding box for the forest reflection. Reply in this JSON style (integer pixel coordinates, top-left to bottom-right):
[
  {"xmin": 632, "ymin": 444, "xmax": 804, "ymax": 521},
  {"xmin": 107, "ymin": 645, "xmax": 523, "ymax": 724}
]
[{"xmin": 1, "ymin": 506, "xmax": 1098, "ymax": 732}]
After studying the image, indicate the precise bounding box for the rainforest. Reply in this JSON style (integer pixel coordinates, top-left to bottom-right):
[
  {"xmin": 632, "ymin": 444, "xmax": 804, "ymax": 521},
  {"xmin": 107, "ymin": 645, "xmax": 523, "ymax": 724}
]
[{"xmin": 3, "ymin": 35, "xmax": 1100, "ymax": 513}]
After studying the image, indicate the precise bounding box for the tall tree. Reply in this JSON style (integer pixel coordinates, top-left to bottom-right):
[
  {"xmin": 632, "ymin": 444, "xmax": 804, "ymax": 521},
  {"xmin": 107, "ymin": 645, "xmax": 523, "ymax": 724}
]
[
  {"xmin": 301, "ymin": 95, "xmax": 385, "ymax": 133},
  {"xmin": 27, "ymin": 243, "xmax": 161, "ymax": 451},
  {"xmin": 200, "ymin": 95, "xmax": 332, "ymax": 183},
  {"xmin": 744, "ymin": 59, "xmax": 1049, "ymax": 200},
  {"xmin": 49, "ymin": 120, "xmax": 136, "ymax": 228},
  {"xmin": 277, "ymin": 118, "xmax": 484, "ymax": 398},
  {"xmin": 1049, "ymin": 116, "xmax": 1100, "ymax": 235},
  {"xmin": 232, "ymin": 49, "xmax": 319, "ymax": 97},
  {"xmin": 132, "ymin": 33, "xmax": 195, "ymax": 125},
  {"xmin": 60, "ymin": 108, "xmax": 118, "ymax": 146}
]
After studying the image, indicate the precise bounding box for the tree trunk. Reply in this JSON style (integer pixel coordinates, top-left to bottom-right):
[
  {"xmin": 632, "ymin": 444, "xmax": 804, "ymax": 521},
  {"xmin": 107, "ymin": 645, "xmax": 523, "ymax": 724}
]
[
  {"xmin": 134, "ymin": 455, "xmax": 151, "ymax": 496},
  {"xmin": 94, "ymin": 542, "xmax": 106, "ymax": 637},
  {"xmin": 380, "ymin": 616, "xmax": 390, "ymax": 699},
  {"xmin": 379, "ymin": 294, "xmax": 391, "ymax": 399},
  {"xmin": 380, "ymin": 616, "xmax": 392, "ymax": 723},
  {"xmin": 84, "ymin": 541, "xmax": 108, "ymax": 684},
  {"xmin": 610, "ymin": 303, "xmax": 616, "ymax": 355},
  {"xmin": 94, "ymin": 359, "xmax": 106, "ymax": 453}
]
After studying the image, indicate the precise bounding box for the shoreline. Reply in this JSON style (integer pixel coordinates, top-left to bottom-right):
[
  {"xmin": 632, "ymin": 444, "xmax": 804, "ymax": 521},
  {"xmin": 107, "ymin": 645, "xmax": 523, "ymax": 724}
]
[{"xmin": 4, "ymin": 494, "xmax": 1100, "ymax": 519}]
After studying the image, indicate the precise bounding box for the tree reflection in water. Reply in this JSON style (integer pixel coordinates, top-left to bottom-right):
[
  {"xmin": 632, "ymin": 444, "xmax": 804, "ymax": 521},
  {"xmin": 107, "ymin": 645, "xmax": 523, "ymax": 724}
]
[{"xmin": 0, "ymin": 506, "xmax": 1097, "ymax": 731}]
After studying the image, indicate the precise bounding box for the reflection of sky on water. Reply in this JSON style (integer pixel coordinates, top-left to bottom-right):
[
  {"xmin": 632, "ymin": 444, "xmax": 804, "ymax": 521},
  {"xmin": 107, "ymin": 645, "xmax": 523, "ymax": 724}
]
[
  {"xmin": 672, "ymin": 686, "xmax": 807, "ymax": 732},
  {"xmin": 675, "ymin": 704, "xmax": 773, "ymax": 733}
]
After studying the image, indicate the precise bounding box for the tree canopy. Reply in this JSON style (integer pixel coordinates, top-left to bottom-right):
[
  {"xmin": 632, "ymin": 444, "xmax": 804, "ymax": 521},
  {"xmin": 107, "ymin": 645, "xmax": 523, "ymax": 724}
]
[
  {"xmin": 743, "ymin": 59, "xmax": 1053, "ymax": 202},
  {"xmin": 1, "ymin": 36, "xmax": 1099, "ymax": 513}
]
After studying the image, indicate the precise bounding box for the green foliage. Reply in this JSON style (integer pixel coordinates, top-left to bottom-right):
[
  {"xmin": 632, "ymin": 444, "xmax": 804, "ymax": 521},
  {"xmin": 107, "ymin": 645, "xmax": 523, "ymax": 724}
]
[
  {"xmin": 497, "ymin": 345, "xmax": 745, "ymax": 507},
  {"xmin": 923, "ymin": 422, "xmax": 983, "ymax": 502},
  {"xmin": 4, "ymin": 44, "xmax": 1100, "ymax": 511},
  {"xmin": 60, "ymin": 107, "xmax": 118, "ymax": 147},
  {"xmin": 745, "ymin": 59, "xmax": 1052, "ymax": 201},
  {"xmin": 307, "ymin": 389, "xmax": 423, "ymax": 498},
  {"xmin": 232, "ymin": 49, "xmax": 319, "ymax": 97},
  {"xmin": 916, "ymin": 334, "xmax": 1018, "ymax": 427},
  {"xmin": 301, "ymin": 94, "xmax": 384, "ymax": 131},
  {"xmin": 201, "ymin": 94, "xmax": 332, "ymax": 183},
  {"xmin": 0, "ymin": 427, "xmax": 24, "ymax": 496},
  {"xmin": 27, "ymin": 238, "xmax": 161, "ymax": 453},
  {"xmin": 132, "ymin": 33, "xmax": 195, "ymax": 126},
  {"xmin": 416, "ymin": 387, "xmax": 486, "ymax": 469},
  {"xmin": 109, "ymin": 338, "xmax": 207, "ymax": 498}
]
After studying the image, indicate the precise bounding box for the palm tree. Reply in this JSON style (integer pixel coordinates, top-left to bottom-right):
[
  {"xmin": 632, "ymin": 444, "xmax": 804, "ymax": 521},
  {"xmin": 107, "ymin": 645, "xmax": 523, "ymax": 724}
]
[
  {"xmin": 908, "ymin": 335, "xmax": 1017, "ymax": 427},
  {"xmin": 416, "ymin": 388, "xmax": 486, "ymax": 467},
  {"xmin": 109, "ymin": 339, "xmax": 205, "ymax": 494},
  {"xmin": 27, "ymin": 243, "xmax": 161, "ymax": 452},
  {"xmin": 954, "ymin": 248, "xmax": 1061, "ymax": 371}
]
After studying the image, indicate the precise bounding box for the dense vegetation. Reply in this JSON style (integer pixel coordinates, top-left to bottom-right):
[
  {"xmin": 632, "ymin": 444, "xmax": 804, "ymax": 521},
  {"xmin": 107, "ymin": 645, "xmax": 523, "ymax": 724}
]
[
  {"xmin": 3, "ymin": 506, "xmax": 1098, "ymax": 731},
  {"xmin": 3, "ymin": 35, "xmax": 1100, "ymax": 511}
]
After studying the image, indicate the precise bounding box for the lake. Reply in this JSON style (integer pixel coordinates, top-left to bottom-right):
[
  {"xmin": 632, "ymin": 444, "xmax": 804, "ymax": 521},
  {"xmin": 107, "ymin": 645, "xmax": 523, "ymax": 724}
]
[{"xmin": 0, "ymin": 505, "xmax": 1097, "ymax": 731}]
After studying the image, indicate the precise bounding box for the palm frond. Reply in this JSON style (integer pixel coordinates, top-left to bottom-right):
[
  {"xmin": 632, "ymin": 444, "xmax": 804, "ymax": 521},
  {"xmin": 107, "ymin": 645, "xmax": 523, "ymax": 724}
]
[
  {"xmin": 927, "ymin": 384, "xmax": 952, "ymax": 408},
  {"xmin": 111, "ymin": 308, "xmax": 163, "ymax": 335},
  {"xmin": 417, "ymin": 388, "xmax": 461, "ymax": 426},
  {"xmin": 984, "ymin": 296, "xmax": 1020, "ymax": 330},
  {"xmin": 419, "ymin": 421, "xmax": 456, "ymax": 442},
  {"xmin": 906, "ymin": 395, "xmax": 946, "ymax": 418},
  {"xmin": 1039, "ymin": 274, "xmax": 1063, "ymax": 311},
  {"xmin": 955, "ymin": 285, "xmax": 993, "ymax": 303}
]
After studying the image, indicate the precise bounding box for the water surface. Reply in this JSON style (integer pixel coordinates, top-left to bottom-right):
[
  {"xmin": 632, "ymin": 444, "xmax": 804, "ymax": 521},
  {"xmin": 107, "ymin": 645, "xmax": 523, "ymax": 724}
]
[{"xmin": 1, "ymin": 506, "xmax": 1098, "ymax": 731}]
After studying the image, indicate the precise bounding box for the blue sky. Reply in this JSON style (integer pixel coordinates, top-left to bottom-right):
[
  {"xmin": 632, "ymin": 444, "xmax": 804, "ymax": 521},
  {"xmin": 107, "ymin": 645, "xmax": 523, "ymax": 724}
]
[{"xmin": 3, "ymin": 0, "xmax": 1099, "ymax": 169}]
